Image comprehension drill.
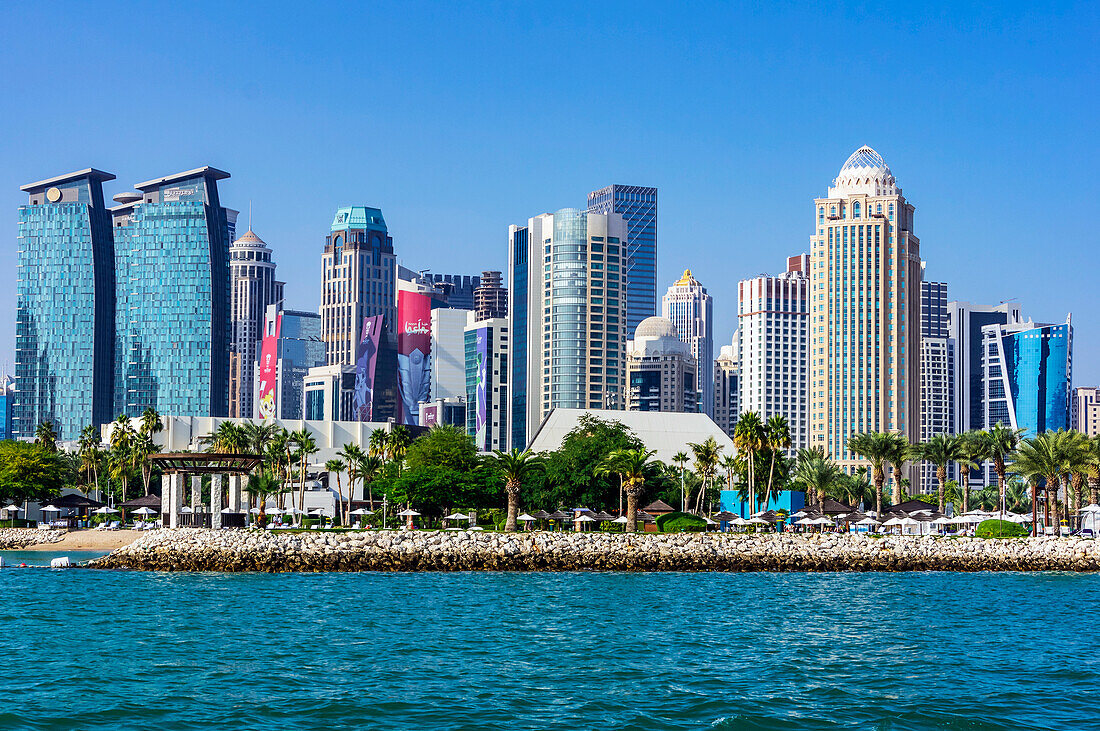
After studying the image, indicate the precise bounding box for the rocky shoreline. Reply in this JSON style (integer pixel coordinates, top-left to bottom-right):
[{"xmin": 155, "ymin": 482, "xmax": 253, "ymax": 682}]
[
  {"xmin": 0, "ymin": 529, "xmax": 66, "ymax": 550},
  {"xmin": 86, "ymin": 528, "xmax": 1100, "ymax": 572}
]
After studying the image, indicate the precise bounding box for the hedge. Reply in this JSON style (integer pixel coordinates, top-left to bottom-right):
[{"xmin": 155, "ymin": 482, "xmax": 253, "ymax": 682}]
[
  {"xmin": 975, "ymin": 519, "xmax": 1027, "ymax": 538},
  {"xmin": 656, "ymin": 511, "xmax": 706, "ymax": 533}
]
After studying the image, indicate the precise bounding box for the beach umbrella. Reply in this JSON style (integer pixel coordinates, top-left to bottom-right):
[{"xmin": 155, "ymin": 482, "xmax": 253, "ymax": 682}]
[
  {"xmin": 3, "ymin": 504, "xmax": 21, "ymax": 513},
  {"xmin": 703, "ymin": 516, "xmax": 717, "ymax": 526},
  {"xmin": 748, "ymin": 517, "xmax": 770, "ymax": 524},
  {"xmin": 349, "ymin": 508, "xmax": 370, "ymax": 516},
  {"xmin": 794, "ymin": 517, "xmax": 814, "ymax": 526},
  {"xmin": 811, "ymin": 516, "xmax": 834, "ymax": 525},
  {"xmin": 533, "ymin": 510, "xmax": 551, "ymax": 520},
  {"xmin": 730, "ymin": 517, "xmax": 750, "ymax": 527},
  {"xmin": 790, "ymin": 510, "xmax": 808, "ymax": 518},
  {"xmin": 593, "ymin": 511, "xmax": 616, "ymax": 521},
  {"xmin": 40, "ymin": 505, "xmax": 60, "ymax": 512},
  {"xmin": 284, "ymin": 505, "xmax": 301, "ymax": 515},
  {"xmin": 220, "ymin": 507, "xmax": 237, "ymax": 514},
  {"xmin": 396, "ymin": 509, "xmax": 420, "ymax": 517},
  {"xmin": 93, "ymin": 506, "xmax": 118, "ymax": 515},
  {"xmin": 548, "ymin": 510, "xmax": 570, "ymax": 520},
  {"xmin": 267, "ymin": 508, "xmax": 284, "ymax": 515},
  {"xmin": 133, "ymin": 507, "xmax": 157, "ymax": 516},
  {"xmin": 882, "ymin": 517, "xmax": 903, "ymax": 527},
  {"xmin": 517, "ymin": 513, "xmax": 537, "ymax": 522},
  {"xmin": 931, "ymin": 516, "xmax": 955, "ymax": 525},
  {"xmin": 180, "ymin": 506, "xmax": 193, "ymax": 514},
  {"xmin": 636, "ymin": 511, "xmax": 656, "ymax": 522},
  {"xmin": 307, "ymin": 508, "xmax": 323, "ymax": 515},
  {"xmin": 856, "ymin": 517, "xmax": 881, "ymax": 526},
  {"xmin": 611, "ymin": 516, "xmax": 629, "ymax": 524},
  {"xmin": 1080, "ymin": 504, "xmax": 1100, "ymax": 514},
  {"xmin": 444, "ymin": 512, "xmax": 469, "ymax": 521},
  {"xmin": 249, "ymin": 507, "xmax": 262, "ymax": 514}
]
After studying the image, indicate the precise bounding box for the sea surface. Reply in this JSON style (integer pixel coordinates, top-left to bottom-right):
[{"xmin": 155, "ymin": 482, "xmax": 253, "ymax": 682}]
[{"xmin": 1, "ymin": 552, "xmax": 1097, "ymax": 730}]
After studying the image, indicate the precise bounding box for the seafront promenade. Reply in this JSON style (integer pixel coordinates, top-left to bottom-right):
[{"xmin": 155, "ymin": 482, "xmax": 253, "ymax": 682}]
[{"xmin": 78, "ymin": 528, "xmax": 1100, "ymax": 572}]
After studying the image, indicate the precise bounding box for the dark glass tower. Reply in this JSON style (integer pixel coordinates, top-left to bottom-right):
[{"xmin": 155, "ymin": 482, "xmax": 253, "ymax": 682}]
[
  {"xmin": 15, "ymin": 169, "xmax": 117, "ymax": 440},
  {"xmin": 111, "ymin": 167, "xmax": 232, "ymax": 418},
  {"xmin": 588, "ymin": 184, "xmax": 658, "ymax": 333}
]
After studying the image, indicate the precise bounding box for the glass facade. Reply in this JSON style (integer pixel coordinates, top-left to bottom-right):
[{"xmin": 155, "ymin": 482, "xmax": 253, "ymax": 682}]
[
  {"xmin": 588, "ymin": 185, "xmax": 657, "ymax": 334},
  {"xmin": 548, "ymin": 210, "xmax": 588, "ymax": 409},
  {"xmin": 15, "ymin": 171, "xmax": 116, "ymax": 440},
  {"xmin": 508, "ymin": 225, "xmax": 528, "ymax": 450},
  {"xmin": 1002, "ymin": 323, "xmax": 1072, "ymax": 436},
  {"xmin": 114, "ymin": 170, "xmax": 231, "ymax": 418},
  {"xmin": 275, "ymin": 310, "xmax": 325, "ymax": 420}
]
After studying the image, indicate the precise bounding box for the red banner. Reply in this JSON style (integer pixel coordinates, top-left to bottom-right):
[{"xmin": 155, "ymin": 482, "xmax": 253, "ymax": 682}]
[{"xmin": 256, "ymin": 311, "xmax": 282, "ymax": 419}]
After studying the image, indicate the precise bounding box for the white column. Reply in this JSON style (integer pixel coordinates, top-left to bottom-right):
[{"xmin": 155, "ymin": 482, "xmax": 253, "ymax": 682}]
[
  {"xmin": 161, "ymin": 482, "xmax": 171, "ymax": 523},
  {"xmin": 191, "ymin": 476, "xmax": 202, "ymax": 511},
  {"xmin": 211, "ymin": 474, "xmax": 224, "ymax": 529},
  {"xmin": 228, "ymin": 475, "xmax": 243, "ymax": 512},
  {"xmin": 169, "ymin": 473, "xmax": 184, "ymax": 529}
]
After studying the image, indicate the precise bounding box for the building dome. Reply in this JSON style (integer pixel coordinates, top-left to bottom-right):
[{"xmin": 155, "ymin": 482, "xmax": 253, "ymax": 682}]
[
  {"xmin": 233, "ymin": 229, "xmax": 266, "ymax": 247},
  {"xmin": 634, "ymin": 316, "xmax": 679, "ymax": 340},
  {"xmin": 828, "ymin": 145, "xmax": 899, "ymax": 197}
]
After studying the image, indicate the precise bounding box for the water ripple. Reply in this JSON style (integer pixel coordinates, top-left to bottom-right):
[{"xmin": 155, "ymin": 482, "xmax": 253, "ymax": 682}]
[{"xmin": 0, "ymin": 562, "xmax": 1097, "ymax": 729}]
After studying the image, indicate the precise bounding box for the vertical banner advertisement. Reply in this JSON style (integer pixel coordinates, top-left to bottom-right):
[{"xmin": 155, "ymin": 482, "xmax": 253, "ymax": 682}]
[
  {"xmin": 256, "ymin": 312, "xmax": 282, "ymax": 419},
  {"xmin": 354, "ymin": 314, "xmax": 384, "ymax": 421},
  {"xmin": 475, "ymin": 327, "xmax": 489, "ymax": 448},
  {"xmin": 397, "ymin": 290, "xmax": 432, "ymax": 425}
]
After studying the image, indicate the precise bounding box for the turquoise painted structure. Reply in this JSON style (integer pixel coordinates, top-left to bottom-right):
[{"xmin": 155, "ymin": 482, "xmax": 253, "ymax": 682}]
[{"xmin": 719, "ymin": 489, "xmax": 806, "ymax": 519}]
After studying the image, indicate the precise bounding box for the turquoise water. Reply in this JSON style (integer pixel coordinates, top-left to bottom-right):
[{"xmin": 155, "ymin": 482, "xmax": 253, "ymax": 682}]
[{"xmin": 0, "ymin": 566, "xmax": 1096, "ymax": 730}]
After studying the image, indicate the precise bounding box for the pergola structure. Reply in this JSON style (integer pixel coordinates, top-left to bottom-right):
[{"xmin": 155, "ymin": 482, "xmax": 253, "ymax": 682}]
[{"xmin": 151, "ymin": 453, "xmax": 263, "ymax": 529}]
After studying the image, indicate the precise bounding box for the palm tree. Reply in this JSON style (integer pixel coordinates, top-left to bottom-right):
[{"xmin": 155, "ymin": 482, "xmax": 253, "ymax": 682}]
[
  {"xmin": 687, "ymin": 436, "xmax": 722, "ymax": 514},
  {"xmin": 290, "ymin": 429, "xmax": 318, "ymax": 512},
  {"xmin": 847, "ymin": 432, "xmax": 893, "ymax": 516},
  {"xmin": 240, "ymin": 421, "xmax": 279, "ymax": 455},
  {"xmin": 368, "ymin": 428, "xmax": 387, "ymax": 462},
  {"xmin": 132, "ymin": 431, "xmax": 157, "ymax": 495},
  {"xmin": 1015, "ymin": 433, "xmax": 1062, "ymax": 534},
  {"xmin": 1085, "ymin": 436, "xmax": 1100, "ymax": 507},
  {"xmin": 78, "ymin": 425, "xmax": 104, "ymax": 499},
  {"xmin": 607, "ymin": 448, "xmax": 656, "ymax": 532},
  {"xmin": 325, "ymin": 459, "xmax": 347, "ymax": 526},
  {"xmin": 202, "ymin": 421, "xmax": 246, "ymax": 453},
  {"xmin": 915, "ymin": 434, "xmax": 963, "ymax": 512},
  {"xmin": 387, "ymin": 426, "xmax": 412, "ymax": 471},
  {"xmin": 672, "ymin": 451, "xmax": 690, "ymax": 512},
  {"xmin": 35, "ymin": 420, "xmax": 58, "ymax": 452},
  {"xmin": 956, "ymin": 430, "xmax": 989, "ymax": 513},
  {"xmin": 358, "ymin": 455, "xmax": 384, "ymax": 513},
  {"xmin": 884, "ymin": 433, "xmax": 911, "ymax": 505},
  {"xmin": 793, "ymin": 448, "xmax": 840, "ymax": 511},
  {"xmin": 108, "ymin": 414, "xmax": 135, "ymax": 503},
  {"xmin": 1058, "ymin": 430, "xmax": 1090, "ymax": 524},
  {"xmin": 338, "ymin": 443, "xmax": 366, "ymax": 518},
  {"xmin": 986, "ymin": 423, "xmax": 1023, "ymax": 512},
  {"xmin": 763, "ymin": 415, "xmax": 791, "ymax": 511},
  {"xmin": 720, "ymin": 454, "xmax": 738, "ymax": 500},
  {"xmin": 246, "ymin": 470, "xmax": 282, "ymax": 527},
  {"xmin": 139, "ymin": 406, "xmax": 162, "ymax": 438},
  {"xmin": 490, "ymin": 449, "xmax": 544, "ymax": 531},
  {"xmin": 733, "ymin": 412, "xmax": 764, "ymax": 514}
]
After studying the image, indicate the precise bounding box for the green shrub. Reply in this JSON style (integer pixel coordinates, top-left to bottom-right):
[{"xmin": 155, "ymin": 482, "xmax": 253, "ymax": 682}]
[
  {"xmin": 656, "ymin": 511, "xmax": 706, "ymax": 533},
  {"xmin": 975, "ymin": 519, "xmax": 1027, "ymax": 538}
]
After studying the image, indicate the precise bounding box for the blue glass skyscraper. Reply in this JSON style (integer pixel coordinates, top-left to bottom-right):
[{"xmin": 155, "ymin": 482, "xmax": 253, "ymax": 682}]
[
  {"xmin": 112, "ymin": 167, "xmax": 232, "ymax": 418},
  {"xmin": 507, "ymin": 225, "xmax": 528, "ymax": 450},
  {"xmin": 15, "ymin": 169, "xmax": 117, "ymax": 440},
  {"xmin": 982, "ymin": 317, "xmax": 1072, "ymax": 437},
  {"xmin": 588, "ymin": 184, "xmax": 657, "ymax": 333}
]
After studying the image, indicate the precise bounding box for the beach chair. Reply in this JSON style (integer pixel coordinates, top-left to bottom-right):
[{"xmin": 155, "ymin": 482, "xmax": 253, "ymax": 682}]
[{"xmin": 107, "ymin": 521, "xmax": 120, "ymax": 531}]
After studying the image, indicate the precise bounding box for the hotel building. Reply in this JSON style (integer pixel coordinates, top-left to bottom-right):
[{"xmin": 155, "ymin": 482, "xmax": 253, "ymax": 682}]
[
  {"xmin": 587, "ymin": 185, "xmax": 657, "ymax": 333},
  {"xmin": 919, "ymin": 279, "xmax": 955, "ymax": 493},
  {"xmin": 625, "ymin": 317, "xmax": 698, "ymax": 413},
  {"xmin": 661, "ymin": 270, "xmax": 713, "ymax": 415},
  {"xmin": 809, "ymin": 146, "xmax": 922, "ymax": 476},
  {"xmin": 229, "ymin": 226, "xmax": 283, "ymax": 418},
  {"xmin": 713, "ymin": 344, "xmax": 739, "ymax": 439},
  {"xmin": 739, "ymin": 255, "xmax": 810, "ymax": 453}
]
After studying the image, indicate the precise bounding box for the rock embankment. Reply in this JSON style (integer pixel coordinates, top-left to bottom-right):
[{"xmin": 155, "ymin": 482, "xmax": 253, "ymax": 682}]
[
  {"xmin": 87, "ymin": 529, "xmax": 1100, "ymax": 572},
  {"xmin": 0, "ymin": 528, "xmax": 66, "ymax": 550}
]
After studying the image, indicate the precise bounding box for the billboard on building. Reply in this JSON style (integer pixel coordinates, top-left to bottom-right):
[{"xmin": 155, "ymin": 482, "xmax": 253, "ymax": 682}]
[
  {"xmin": 475, "ymin": 327, "xmax": 489, "ymax": 448},
  {"xmin": 397, "ymin": 290, "xmax": 432, "ymax": 425},
  {"xmin": 256, "ymin": 312, "xmax": 282, "ymax": 419},
  {"xmin": 420, "ymin": 403, "xmax": 440, "ymax": 427},
  {"xmin": 354, "ymin": 314, "xmax": 384, "ymax": 421}
]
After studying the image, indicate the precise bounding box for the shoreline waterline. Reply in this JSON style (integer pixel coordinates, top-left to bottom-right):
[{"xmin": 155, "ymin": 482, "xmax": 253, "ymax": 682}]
[{"xmin": 84, "ymin": 527, "xmax": 1100, "ymax": 573}]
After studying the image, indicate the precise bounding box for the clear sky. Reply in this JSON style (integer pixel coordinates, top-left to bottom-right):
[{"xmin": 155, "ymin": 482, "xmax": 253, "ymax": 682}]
[{"xmin": 0, "ymin": 2, "xmax": 1096, "ymax": 379}]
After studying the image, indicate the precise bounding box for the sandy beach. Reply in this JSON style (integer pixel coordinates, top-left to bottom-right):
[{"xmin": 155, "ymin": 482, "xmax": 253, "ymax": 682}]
[{"xmin": 23, "ymin": 530, "xmax": 144, "ymax": 552}]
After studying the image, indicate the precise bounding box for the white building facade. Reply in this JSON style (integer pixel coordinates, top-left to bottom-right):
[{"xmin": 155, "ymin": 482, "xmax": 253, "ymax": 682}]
[
  {"xmin": 228, "ymin": 227, "xmax": 284, "ymax": 418},
  {"xmin": 738, "ymin": 256, "xmax": 810, "ymax": 453},
  {"xmin": 661, "ymin": 270, "xmax": 713, "ymax": 415},
  {"xmin": 713, "ymin": 343, "xmax": 739, "ymax": 439},
  {"xmin": 625, "ymin": 316, "xmax": 699, "ymax": 413}
]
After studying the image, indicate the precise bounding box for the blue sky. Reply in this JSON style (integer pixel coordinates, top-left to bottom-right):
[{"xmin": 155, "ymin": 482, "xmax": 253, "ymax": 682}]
[{"xmin": 0, "ymin": 1, "xmax": 1096, "ymax": 378}]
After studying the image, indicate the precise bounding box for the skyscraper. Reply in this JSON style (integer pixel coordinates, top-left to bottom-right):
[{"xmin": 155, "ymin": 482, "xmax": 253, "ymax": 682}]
[
  {"xmin": 473, "ymin": 270, "xmax": 507, "ymax": 321},
  {"xmin": 229, "ymin": 226, "xmax": 284, "ymax": 418},
  {"xmin": 919, "ymin": 279, "xmax": 955, "ymax": 494},
  {"xmin": 982, "ymin": 316, "xmax": 1072, "ymax": 438},
  {"xmin": 465, "ymin": 316, "xmax": 509, "ymax": 452},
  {"xmin": 15, "ymin": 169, "xmax": 117, "ymax": 440},
  {"xmin": 1072, "ymin": 387, "xmax": 1100, "ymax": 437},
  {"xmin": 254, "ymin": 305, "xmax": 324, "ymax": 421},
  {"xmin": 739, "ymin": 255, "xmax": 810, "ymax": 453},
  {"xmin": 809, "ymin": 146, "xmax": 922, "ymax": 476},
  {"xmin": 112, "ymin": 166, "xmax": 233, "ymax": 418},
  {"xmin": 321, "ymin": 207, "xmax": 396, "ymax": 367},
  {"xmin": 587, "ymin": 185, "xmax": 657, "ymax": 333},
  {"xmin": 948, "ymin": 300, "xmax": 1022, "ymax": 435},
  {"xmin": 511, "ymin": 209, "xmax": 628, "ymax": 442},
  {"xmin": 661, "ymin": 270, "xmax": 713, "ymax": 415},
  {"xmin": 626, "ymin": 316, "xmax": 698, "ymax": 412},
  {"xmin": 429, "ymin": 273, "xmax": 480, "ymax": 310},
  {"xmin": 713, "ymin": 344, "xmax": 739, "ymax": 439},
  {"xmin": 507, "ymin": 224, "xmax": 529, "ymax": 450}
]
